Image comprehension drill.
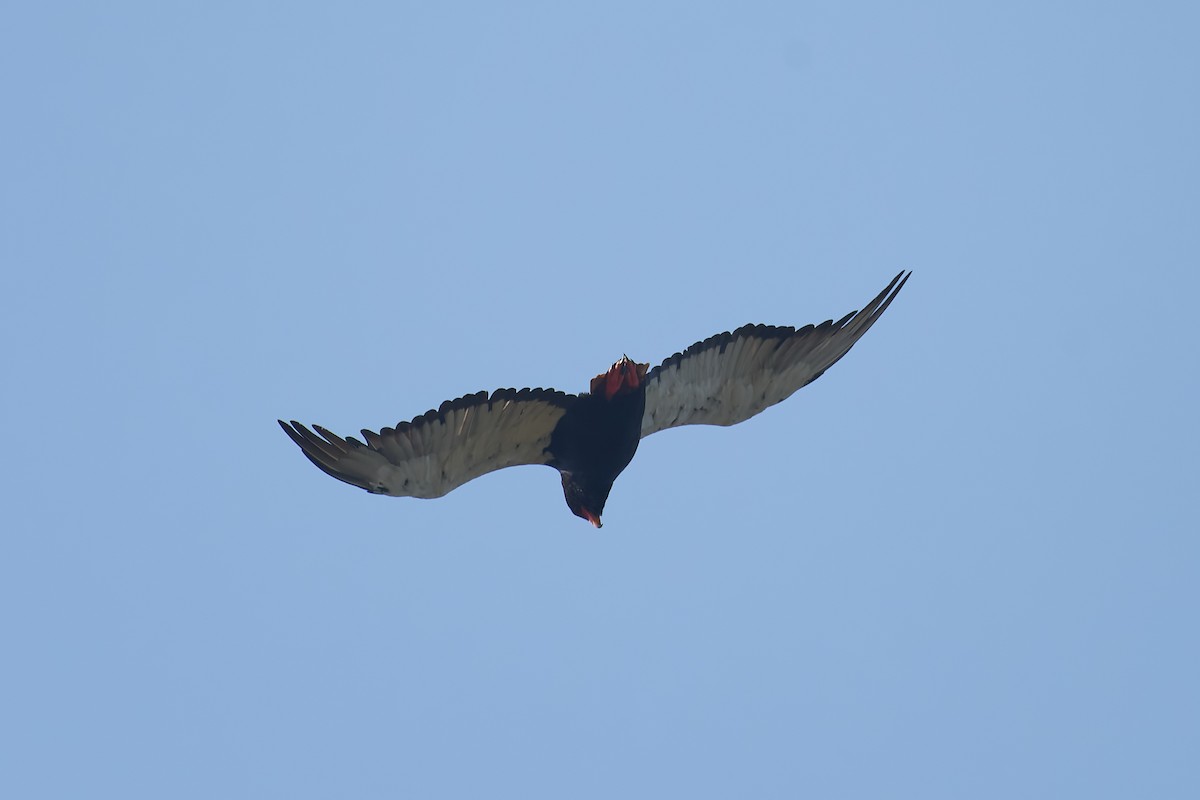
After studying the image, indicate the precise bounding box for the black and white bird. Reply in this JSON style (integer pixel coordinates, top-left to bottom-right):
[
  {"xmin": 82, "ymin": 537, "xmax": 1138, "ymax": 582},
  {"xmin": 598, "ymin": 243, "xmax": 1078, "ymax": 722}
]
[{"xmin": 279, "ymin": 271, "xmax": 910, "ymax": 526}]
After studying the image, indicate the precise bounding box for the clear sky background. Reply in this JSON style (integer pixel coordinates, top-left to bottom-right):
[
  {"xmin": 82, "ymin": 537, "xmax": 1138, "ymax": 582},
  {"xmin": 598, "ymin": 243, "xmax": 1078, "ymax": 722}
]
[{"xmin": 2, "ymin": 2, "xmax": 1197, "ymax": 798}]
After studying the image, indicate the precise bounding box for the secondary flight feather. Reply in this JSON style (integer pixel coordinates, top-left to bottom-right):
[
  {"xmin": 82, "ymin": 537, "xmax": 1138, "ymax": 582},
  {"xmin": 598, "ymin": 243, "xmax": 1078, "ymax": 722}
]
[{"xmin": 280, "ymin": 271, "xmax": 910, "ymax": 526}]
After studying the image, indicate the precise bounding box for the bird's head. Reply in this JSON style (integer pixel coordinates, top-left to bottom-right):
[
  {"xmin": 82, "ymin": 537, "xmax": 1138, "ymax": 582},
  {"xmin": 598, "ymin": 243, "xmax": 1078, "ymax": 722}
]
[
  {"xmin": 590, "ymin": 356, "xmax": 649, "ymax": 401},
  {"xmin": 560, "ymin": 472, "xmax": 613, "ymax": 528}
]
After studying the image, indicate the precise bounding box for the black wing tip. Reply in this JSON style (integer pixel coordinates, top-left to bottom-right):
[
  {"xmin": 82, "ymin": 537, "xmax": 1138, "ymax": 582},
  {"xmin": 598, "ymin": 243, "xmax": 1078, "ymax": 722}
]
[
  {"xmin": 852, "ymin": 270, "xmax": 911, "ymax": 314},
  {"xmin": 278, "ymin": 418, "xmax": 380, "ymax": 491},
  {"xmin": 880, "ymin": 270, "xmax": 913, "ymax": 306},
  {"xmin": 279, "ymin": 419, "xmax": 323, "ymax": 438},
  {"xmin": 833, "ymin": 270, "xmax": 913, "ymax": 329},
  {"xmin": 863, "ymin": 269, "xmax": 912, "ymax": 321},
  {"xmin": 278, "ymin": 419, "xmax": 308, "ymax": 445}
]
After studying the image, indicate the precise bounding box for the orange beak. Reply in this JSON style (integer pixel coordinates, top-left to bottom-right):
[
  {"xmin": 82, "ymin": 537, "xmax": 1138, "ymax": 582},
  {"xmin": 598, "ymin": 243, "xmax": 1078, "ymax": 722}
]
[{"xmin": 581, "ymin": 508, "xmax": 603, "ymax": 528}]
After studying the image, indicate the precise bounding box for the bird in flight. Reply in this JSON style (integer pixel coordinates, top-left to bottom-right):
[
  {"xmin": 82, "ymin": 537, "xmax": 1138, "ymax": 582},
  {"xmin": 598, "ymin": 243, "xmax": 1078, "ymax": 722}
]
[{"xmin": 279, "ymin": 271, "xmax": 910, "ymax": 527}]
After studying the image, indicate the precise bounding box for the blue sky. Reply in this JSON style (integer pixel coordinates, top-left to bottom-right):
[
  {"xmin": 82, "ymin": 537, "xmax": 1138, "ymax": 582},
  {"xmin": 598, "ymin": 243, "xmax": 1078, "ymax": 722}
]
[{"xmin": 3, "ymin": 2, "xmax": 1197, "ymax": 797}]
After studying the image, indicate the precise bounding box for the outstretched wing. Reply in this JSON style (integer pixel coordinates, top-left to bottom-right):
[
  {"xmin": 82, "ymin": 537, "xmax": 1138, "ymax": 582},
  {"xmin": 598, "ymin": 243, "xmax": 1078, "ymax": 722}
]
[
  {"xmin": 280, "ymin": 388, "xmax": 576, "ymax": 498},
  {"xmin": 640, "ymin": 271, "xmax": 910, "ymax": 437}
]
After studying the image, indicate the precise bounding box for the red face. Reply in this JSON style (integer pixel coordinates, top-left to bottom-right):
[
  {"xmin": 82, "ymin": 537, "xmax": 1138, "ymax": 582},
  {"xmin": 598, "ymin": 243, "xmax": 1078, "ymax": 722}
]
[{"xmin": 590, "ymin": 356, "xmax": 649, "ymax": 400}]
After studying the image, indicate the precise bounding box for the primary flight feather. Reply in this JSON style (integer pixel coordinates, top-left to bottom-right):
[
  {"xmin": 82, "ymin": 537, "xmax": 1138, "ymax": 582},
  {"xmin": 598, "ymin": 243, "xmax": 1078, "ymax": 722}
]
[{"xmin": 280, "ymin": 271, "xmax": 910, "ymax": 526}]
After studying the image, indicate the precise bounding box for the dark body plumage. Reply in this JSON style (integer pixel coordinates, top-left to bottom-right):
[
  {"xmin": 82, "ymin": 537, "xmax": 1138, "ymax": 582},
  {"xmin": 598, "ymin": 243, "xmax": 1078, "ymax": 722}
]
[
  {"xmin": 546, "ymin": 379, "xmax": 646, "ymax": 526},
  {"xmin": 279, "ymin": 271, "xmax": 910, "ymax": 526}
]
